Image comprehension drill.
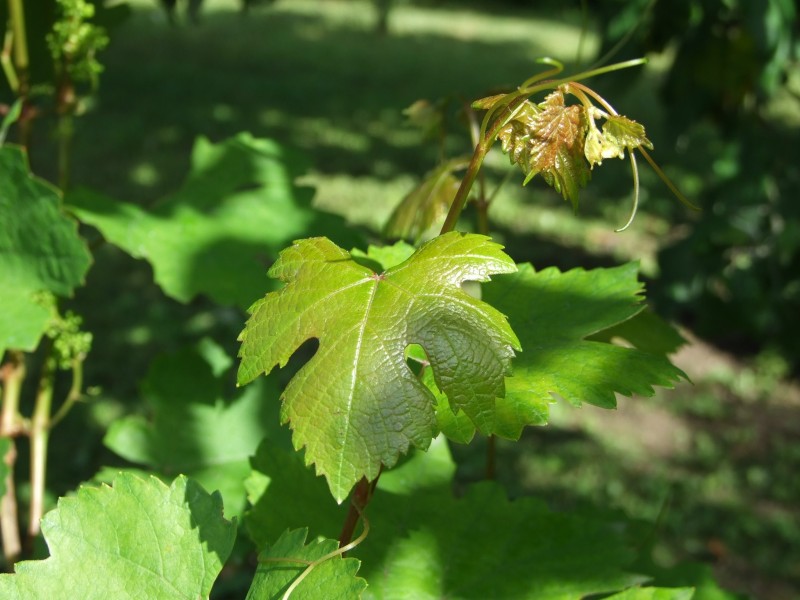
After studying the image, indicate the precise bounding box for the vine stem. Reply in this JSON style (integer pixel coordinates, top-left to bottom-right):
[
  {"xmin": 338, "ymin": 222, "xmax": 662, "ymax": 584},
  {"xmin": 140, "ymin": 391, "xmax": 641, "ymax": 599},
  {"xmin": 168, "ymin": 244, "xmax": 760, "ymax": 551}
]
[
  {"xmin": 440, "ymin": 95, "xmax": 528, "ymax": 235},
  {"xmin": 0, "ymin": 351, "xmax": 25, "ymax": 565},
  {"xmin": 5, "ymin": 0, "xmax": 31, "ymax": 149},
  {"xmin": 28, "ymin": 344, "xmax": 55, "ymax": 542},
  {"xmin": 338, "ymin": 473, "xmax": 378, "ymax": 549}
]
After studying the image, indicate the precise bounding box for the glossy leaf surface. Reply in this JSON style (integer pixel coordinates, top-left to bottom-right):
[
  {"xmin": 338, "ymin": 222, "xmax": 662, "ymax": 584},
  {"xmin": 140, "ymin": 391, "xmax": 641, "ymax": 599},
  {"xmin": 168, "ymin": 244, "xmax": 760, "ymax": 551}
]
[{"xmin": 238, "ymin": 232, "xmax": 519, "ymax": 501}]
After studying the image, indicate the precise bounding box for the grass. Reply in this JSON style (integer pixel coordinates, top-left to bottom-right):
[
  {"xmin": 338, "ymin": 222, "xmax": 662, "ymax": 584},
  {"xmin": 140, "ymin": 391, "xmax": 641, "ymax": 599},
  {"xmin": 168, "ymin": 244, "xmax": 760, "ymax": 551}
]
[{"xmin": 13, "ymin": 0, "xmax": 800, "ymax": 598}]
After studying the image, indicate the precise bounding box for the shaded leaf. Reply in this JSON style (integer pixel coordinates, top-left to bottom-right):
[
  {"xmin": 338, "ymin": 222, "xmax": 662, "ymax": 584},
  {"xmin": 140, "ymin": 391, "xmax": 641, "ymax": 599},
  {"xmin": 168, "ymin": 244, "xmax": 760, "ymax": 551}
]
[
  {"xmin": 588, "ymin": 310, "xmax": 687, "ymax": 356},
  {"xmin": 360, "ymin": 484, "xmax": 645, "ymax": 600},
  {"xmin": 480, "ymin": 262, "xmax": 687, "ymax": 439},
  {"xmin": 246, "ymin": 529, "xmax": 366, "ymax": 600},
  {"xmin": 245, "ymin": 438, "xmax": 347, "ymax": 549},
  {"xmin": 66, "ymin": 133, "xmax": 361, "ymax": 309},
  {"xmin": 245, "ymin": 435, "xmax": 647, "ymax": 600},
  {"xmin": 384, "ymin": 158, "xmax": 468, "ymax": 241},
  {"xmin": 104, "ymin": 340, "xmax": 286, "ymax": 518},
  {"xmin": 246, "ymin": 431, "xmax": 456, "ymax": 551},
  {"xmin": 238, "ymin": 233, "xmax": 519, "ymax": 502},
  {"xmin": 0, "ymin": 146, "xmax": 90, "ymax": 355},
  {"xmin": 0, "ymin": 473, "xmax": 236, "ymax": 599}
]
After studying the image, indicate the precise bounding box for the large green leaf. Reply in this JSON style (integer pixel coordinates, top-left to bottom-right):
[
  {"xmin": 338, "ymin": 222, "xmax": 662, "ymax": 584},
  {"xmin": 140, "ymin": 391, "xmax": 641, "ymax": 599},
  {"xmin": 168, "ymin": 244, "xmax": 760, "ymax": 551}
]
[
  {"xmin": 0, "ymin": 473, "xmax": 236, "ymax": 599},
  {"xmin": 0, "ymin": 146, "xmax": 90, "ymax": 355},
  {"xmin": 104, "ymin": 340, "xmax": 286, "ymax": 518},
  {"xmin": 481, "ymin": 262, "xmax": 687, "ymax": 439},
  {"xmin": 66, "ymin": 133, "xmax": 361, "ymax": 309},
  {"xmin": 246, "ymin": 529, "xmax": 366, "ymax": 600},
  {"xmin": 238, "ymin": 232, "xmax": 519, "ymax": 502},
  {"xmin": 244, "ymin": 436, "xmax": 647, "ymax": 599}
]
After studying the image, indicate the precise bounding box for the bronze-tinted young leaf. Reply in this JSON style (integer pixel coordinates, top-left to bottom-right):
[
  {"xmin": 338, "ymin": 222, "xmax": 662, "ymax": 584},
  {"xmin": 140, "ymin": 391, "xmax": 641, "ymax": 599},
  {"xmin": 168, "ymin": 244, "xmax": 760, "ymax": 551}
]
[
  {"xmin": 525, "ymin": 90, "xmax": 591, "ymax": 208},
  {"xmin": 384, "ymin": 158, "xmax": 467, "ymax": 241},
  {"xmin": 237, "ymin": 233, "xmax": 519, "ymax": 502},
  {"xmin": 494, "ymin": 92, "xmax": 591, "ymax": 209}
]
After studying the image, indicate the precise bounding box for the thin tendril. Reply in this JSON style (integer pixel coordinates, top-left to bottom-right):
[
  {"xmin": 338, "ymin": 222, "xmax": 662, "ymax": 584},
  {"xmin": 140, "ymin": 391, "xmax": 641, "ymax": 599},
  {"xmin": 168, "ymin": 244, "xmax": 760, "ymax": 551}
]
[
  {"xmin": 638, "ymin": 147, "xmax": 700, "ymax": 210},
  {"xmin": 616, "ymin": 151, "xmax": 640, "ymax": 232}
]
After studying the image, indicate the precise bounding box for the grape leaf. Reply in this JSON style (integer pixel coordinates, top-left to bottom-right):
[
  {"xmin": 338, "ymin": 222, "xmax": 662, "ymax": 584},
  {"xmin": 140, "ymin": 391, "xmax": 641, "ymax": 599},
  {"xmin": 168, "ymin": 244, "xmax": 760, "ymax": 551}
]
[
  {"xmin": 66, "ymin": 133, "xmax": 361, "ymax": 309},
  {"xmin": 104, "ymin": 340, "xmax": 287, "ymax": 518},
  {"xmin": 0, "ymin": 146, "xmax": 90, "ymax": 355},
  {"xmin": 480, "ymin": 262, "xmax": 687, "ymax": 439},
  {"xmin": 0, "ymin": 473, "xmax": 236, "ymax": 599},
  {"xmin": 383, "ymin": 158, "xmax": 468, "ymax": 242},
  {"xmin": 605, "ymin": 588, "xmax": 695, "ymax": 600},
  {"xmin": 246, "ymin": 528, "xmax": 366, "ymax": 600},
  {"xmin": 237, "ymin": 232, "xmax": 519, "ymax": 502}
]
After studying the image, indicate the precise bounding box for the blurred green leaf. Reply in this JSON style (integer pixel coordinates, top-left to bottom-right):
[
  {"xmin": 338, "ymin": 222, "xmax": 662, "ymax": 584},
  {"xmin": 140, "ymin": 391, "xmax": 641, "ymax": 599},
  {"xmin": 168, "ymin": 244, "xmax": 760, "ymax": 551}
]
[
  {"xmin": 0, "ymin": 473, "xmax": 236, "ymax": 599},
  {"xmin": 0, "ymin": 146, "xmax": 90, "ymax": 356},
  {"xmin": 66, "ymin": 133, "xmax": 361, "ymax": 309},
  {"xmin": 104, "ymin": 340, "xmax": 284, "ymax": 518},
  {"xmin": 384, "ymin": 158, "xmax": 467, "ymax": 241},
  {"xmin": 604, "ymin": 588, "xmax": 695, "ymax": 600}
]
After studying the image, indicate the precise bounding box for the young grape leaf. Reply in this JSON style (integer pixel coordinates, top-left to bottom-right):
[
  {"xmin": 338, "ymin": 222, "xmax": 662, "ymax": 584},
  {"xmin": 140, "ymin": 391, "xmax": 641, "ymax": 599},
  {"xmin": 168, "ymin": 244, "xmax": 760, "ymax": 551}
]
[
  {"xmin": 0, "ymin": 146, "xmax": 90, "ymax": 355},
  {"xmin": 585, "ymin": 113, "xmax": 653, "ymax": 168},
  {"xmin": 480, "ymin": 262, "xmax": 687, "ymax": 439},
  {"xmin": 104, "ymin": 340, "xmax": 287, "ymax": 518},
  {"xmin": 0, "ymin": 473, "xmax": 236, "ymax": 599},
  {"xmin": 496, "ymin": 91, "xmax": 591, "ymax": 209},
  {"xmin": 237, "ymin": 232, "xmax": 519, "ymax": 502},
  {"xmin": 66, "ymin": 133, "xmax": 361, "ymax": 309},
  {"xmin": 604, "ymin": 588, "xmax": 695, "ymax": 600},
  {"xmin": 246, "ymin": 529, "xmax": 366, "ymax": 600},
  {"xmin": 383, "ymin": 158, "xmax": 468, "ymax": 242}
]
